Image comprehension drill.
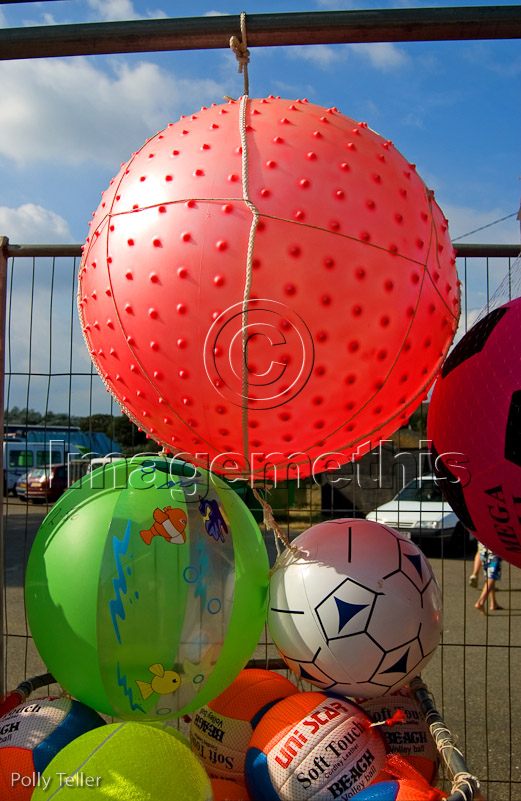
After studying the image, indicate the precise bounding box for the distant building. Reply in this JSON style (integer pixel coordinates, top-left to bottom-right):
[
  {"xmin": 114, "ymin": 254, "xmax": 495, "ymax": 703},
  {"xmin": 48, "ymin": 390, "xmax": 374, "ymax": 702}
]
[
  {"xmin": 4, "ymin": 423, "xmax": 120, "ymax": 460},
  {"xmin": 3, "ymin": 424, "xmax": 122, "ymax": 493}
]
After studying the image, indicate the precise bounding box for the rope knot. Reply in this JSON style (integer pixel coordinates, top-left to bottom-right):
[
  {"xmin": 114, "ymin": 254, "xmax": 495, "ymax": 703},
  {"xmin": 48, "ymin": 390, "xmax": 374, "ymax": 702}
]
[
  {"xmin": 230, "ymin": 34, "xmax": 250, "ymax": 73},
  {"xmin": 229, "ymin": 12, "xmax": 250, "ymax": 95},
  {"xmin": 451, "ymin": 771, "xmax": 482, "ymax": 800}
]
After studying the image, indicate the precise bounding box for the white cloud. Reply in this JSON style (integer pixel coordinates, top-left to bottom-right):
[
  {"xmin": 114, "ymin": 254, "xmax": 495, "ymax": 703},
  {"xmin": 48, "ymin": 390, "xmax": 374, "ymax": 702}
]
[
  {"xmin": 315, "ymin": 0, "xmax": 357, "ymax": 6},
  {"xmin": 86, "ymin": 0, "xmax": 166, "ymax": 21},
  {"xmin": 0, "ymin": 204, "xmax": 73, "ymax": 243},
  {"xmin": 287, "ymin": 44, "xmax": 343, "ymax": 69},
  {"xmin": 88, "ymin": 0, "xmax": 138, "ymax": 20},
  {"xmin": 0, "ymin": 58, "xmax": 226, "ymax": 167},
  {"xmin": 4, "ymin": 275, "xmax": 103, "ymax": 414},
  {"xmin": 349, "ymin": 42, "xmax": 408, "ymax": 70},
  {"xmin": 461, "ymin": 42, "xmax": 521, "ymax": 78},
  {"xmin": 287, "ymin": 41, "xmax": 407, "ymax": 72},
  {"xmin": 442, "ymin": 203, "xmax": 520, "ymax": 246}
]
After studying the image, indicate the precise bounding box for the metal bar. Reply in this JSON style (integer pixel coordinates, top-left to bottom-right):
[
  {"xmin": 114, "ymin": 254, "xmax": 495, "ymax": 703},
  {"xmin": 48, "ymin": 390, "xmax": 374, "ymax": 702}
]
[
  {"xmin": 0, "ymin": 7, "xmax": 520, "ymax": 61},
  {"xmin": 248, "ymin": 658, "xmax": 286, "ymax": 670},
  {"xmin": 5, "ymin": 244, "xmax": 82, "ymax": 258},
  {"xmin": 5, "ymin": 242, "xmax": 520, "ymax": 259},
  {"xmin": 0, "ymin": 238, "xmax": 7, "ymax": 696},
  {"xmin": 16, "ymin": 672, "xmax": 56, "ymax": 696},
  {"xmin": 455, "ymin": 243, "xmax": 519, "ymax": 258},
  {"xmin": 410, "ymin": 676, "xmax": 480, "ymax": 801},
  {"xmin": 0, "ymin": 0, "xmax": 70, "ymax": 3}
]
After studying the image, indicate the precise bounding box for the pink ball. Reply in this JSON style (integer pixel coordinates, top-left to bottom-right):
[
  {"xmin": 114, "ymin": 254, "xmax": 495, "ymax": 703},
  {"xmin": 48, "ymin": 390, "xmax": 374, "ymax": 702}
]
[
  {"xmin": 428, "ymin": 298, "xmax": 521, "ymax": 566},
  {"xmin": 79, "ymin": 96, "xmax": 459, "ymax": 479}
]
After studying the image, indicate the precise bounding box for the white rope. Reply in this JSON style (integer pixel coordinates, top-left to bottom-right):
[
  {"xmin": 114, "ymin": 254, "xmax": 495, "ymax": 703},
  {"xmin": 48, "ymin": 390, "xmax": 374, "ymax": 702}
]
[
  {"xmin": 410, "ymin": 677, "xmax": 482, "ymax": 800},
  {"xmin": 237, "ymin": 93, "xmax": 259, "ymax": 465},
  {"xmin": 229, "ymin": 12, "xmax": 250, "ymax": 96},
  {"xmin": 450, "ymin": 772, "xmax": 482, "ymax": 801},
  {"xmin": 236, "ymin": 93, "xmax": 297, "ymax": 557}
]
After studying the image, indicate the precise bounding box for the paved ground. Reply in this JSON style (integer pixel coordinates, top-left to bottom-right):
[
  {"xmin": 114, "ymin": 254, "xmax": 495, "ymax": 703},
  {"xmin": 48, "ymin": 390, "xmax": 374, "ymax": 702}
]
[{"xmin": 4, "ymin": 497, "xmax": 521, "ymax": 799}]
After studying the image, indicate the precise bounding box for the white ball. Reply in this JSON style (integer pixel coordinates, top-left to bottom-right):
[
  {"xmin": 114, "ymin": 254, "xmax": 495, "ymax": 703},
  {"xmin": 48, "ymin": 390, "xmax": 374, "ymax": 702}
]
[{"xmin": 267, "ymin": 519, "xmax": 442, "ymax": 698}]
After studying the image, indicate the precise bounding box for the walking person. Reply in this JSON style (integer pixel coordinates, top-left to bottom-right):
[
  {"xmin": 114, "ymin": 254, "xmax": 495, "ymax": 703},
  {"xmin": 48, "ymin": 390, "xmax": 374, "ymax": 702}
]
[
  {"xmin": 468, "ymin": 547, "xmax": 482, "ymax": 588},
  {"xmin": 474, "ymin": 542, "xmax": 503, "ymax": 615}
]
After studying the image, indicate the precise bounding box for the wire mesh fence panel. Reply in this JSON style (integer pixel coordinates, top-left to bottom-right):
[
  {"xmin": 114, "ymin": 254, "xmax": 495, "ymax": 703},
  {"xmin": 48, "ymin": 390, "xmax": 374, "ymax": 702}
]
[{"xmin": 1, "ymin": 243, "xmax": 520, "ymax": 799}]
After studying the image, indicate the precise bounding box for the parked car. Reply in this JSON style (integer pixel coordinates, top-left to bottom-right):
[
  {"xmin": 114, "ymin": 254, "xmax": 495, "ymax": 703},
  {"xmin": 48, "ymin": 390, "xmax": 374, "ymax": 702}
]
[
  {"xmin": 4, "ymin": 438, "xmax": 66, "ymax": 495},
  {"xmin": 19, "ymin": 463, "xmax": 69, "ymax": 504},
  {"xmin": 14, "ymin": 472, "xmax": 29, "ymax": 501},
  {"xmin": 365, "ymin": 475, "xmax": 472, "ymax": 555}
]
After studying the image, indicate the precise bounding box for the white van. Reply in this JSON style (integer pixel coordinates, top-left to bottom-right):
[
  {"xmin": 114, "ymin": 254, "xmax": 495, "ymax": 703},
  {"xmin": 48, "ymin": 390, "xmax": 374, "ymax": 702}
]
[
  {"xmin": 83, "ymin": 455, "xmax": 128, "ymax": 489},
  {"xmin": 366, "ymin": 474, "xmax": 471, "ymax": 555},
  {"xmin": 86, "ymin": 455, "xmax": 126, "ymax": 473},
  {"xmin": 3, "ymin": 438, "xmax": 66, "ymax": 494}
]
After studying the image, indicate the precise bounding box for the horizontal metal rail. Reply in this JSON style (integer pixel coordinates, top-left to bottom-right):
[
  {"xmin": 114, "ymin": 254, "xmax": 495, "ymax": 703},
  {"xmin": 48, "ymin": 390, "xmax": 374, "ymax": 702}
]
[
  {"xmin": 1, "ymin": 6, "xmax": 521, "ymax": 61},
  {"xmin": 3, "ymin": 243, "xmax": 82, "ymax": 259},
  {"xmin": 455, "ymin": 243, "xmax": 519, "ymax": 258},
  {"xmin": 2, "ymin": 241, "xmax": 519, "ymax": 260}
]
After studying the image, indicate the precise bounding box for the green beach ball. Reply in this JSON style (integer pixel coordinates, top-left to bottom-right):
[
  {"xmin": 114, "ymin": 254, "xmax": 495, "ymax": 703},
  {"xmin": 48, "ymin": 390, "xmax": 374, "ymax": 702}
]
[{"xmin": 25, "ymin": 457, "xmax": 269, "ymax": 720}]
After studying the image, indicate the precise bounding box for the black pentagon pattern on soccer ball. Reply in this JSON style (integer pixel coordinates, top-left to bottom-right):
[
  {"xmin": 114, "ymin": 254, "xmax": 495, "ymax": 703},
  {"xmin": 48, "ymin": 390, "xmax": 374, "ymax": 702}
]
[
  {"xmin": 385, "ymin": 560, "xmax": 437, "ymax": 610},
  {"xmin": 380, "ymin": 530, "xmax": 434, "ymax": 598},
  {"xmin": 277, "ymin": 622, "xmax": 435, "ymax": 697},
  {"xmin": 314, "ymin": 526, "xmax": 434, "ymax": 643},
  {"xmin": 505, "ymin": 390, "xmax": 521, "ymax": 468},
  {"xmin": 441, "ymin": 306, "xmax": 508, "ymax": 379},
  {"xmin": 431, "ymin": 442, "xmax": 476, "ymax": 532},
  {"xmin": 368, "ymin": 622, "xmax": 436, "ymax": 690},
  {"xmin": 314, "ymin": 576, "xmax": 378, "ymax": 644},
  {"xmin": 276, "ymin": 646, "xmax": 337, "ymax": 691}
]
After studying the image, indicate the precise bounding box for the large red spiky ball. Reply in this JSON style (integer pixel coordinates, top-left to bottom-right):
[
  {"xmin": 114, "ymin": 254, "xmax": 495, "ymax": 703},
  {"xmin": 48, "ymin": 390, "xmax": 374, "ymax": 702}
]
[
  {"xmin": 79, "ymin": 96, "xmax": 459, "ymax": 479},
  {"xmin": 428, "ymin": 298, "xmax": 521, "ymax": 567}
]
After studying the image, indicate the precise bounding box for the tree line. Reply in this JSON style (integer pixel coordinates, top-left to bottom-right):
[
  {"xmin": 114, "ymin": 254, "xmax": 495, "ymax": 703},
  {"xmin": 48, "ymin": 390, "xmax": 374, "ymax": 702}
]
[
  {"xmin": 4, "ymin": 407, "xmax": 157, "ymax": 455},
  {"xmin": 5, "ymin": 402, "xmax": 429, "ymax": 455}
]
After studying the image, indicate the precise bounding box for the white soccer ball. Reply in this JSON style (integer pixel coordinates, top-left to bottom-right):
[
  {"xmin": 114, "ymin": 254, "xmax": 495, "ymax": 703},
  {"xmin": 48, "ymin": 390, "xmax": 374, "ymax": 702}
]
[{"xmin": 267, "ymin": 518, "xmax": 442, "ymax": 698}]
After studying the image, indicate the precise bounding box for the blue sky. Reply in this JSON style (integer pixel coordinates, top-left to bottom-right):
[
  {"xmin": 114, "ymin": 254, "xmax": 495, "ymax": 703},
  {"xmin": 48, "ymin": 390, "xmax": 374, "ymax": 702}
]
[
  {"xmin": 1, "ymin": 0, "xmax": 519, "ymax": 246},
  {"xmin": 0, "ymin": 0, "xmax": 519, "ymax": 417}
]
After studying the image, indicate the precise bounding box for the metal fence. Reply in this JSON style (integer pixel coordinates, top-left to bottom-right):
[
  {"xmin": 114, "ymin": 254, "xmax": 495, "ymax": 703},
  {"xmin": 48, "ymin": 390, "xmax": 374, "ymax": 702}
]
[
  {"xmin": 0, "ymin": 240, "xmax": 520, "ymax": 799},
  {"xmin": 1, "ymin": 7, "xmax": 520, "ymax": 800}
]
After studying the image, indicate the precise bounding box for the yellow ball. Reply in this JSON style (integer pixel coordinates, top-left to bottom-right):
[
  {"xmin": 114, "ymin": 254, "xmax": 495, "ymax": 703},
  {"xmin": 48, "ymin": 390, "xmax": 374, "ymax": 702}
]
[
  {"xmin": 32, "ymin": 722, "xmax": 212, "ymax": 800},
  {"xmin": 146, "ymin": 720, "xmax": 191, "ymax": 748}
]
